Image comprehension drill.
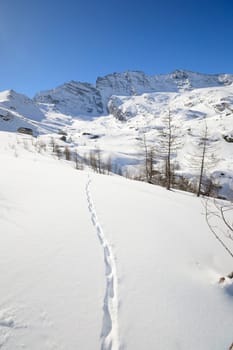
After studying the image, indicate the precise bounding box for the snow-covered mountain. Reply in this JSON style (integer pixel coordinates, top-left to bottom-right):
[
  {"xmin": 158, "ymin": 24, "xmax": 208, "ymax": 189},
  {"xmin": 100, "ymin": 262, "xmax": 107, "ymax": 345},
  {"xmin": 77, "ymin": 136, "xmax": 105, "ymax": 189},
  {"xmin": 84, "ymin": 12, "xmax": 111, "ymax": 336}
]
[
  {"xmin": 34, "ymin": 70, "xmax": 233, "ymax": 116},
  {"xmin": 0, "ymin": 70, "xmax": 233, "ymax": 198}
]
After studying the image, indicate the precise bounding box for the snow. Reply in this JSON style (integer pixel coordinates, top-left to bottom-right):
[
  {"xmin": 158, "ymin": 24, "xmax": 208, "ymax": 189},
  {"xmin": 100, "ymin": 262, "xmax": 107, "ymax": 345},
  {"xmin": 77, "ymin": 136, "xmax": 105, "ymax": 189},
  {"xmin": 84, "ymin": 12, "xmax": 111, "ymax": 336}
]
[
  {"xmin": 0, "ymin": 131, "xmax": 232, "ymax": 349},
  {"xmin": 91, "ymin": 175, "xmax": 233, "ymax": 349},
  {"xmin": 86, "ymin": 176, "xmax": 119, "ymax": 349},
  {"xmin": 0, "ymin": 135, "xmax": 104, "ymax": 349}
]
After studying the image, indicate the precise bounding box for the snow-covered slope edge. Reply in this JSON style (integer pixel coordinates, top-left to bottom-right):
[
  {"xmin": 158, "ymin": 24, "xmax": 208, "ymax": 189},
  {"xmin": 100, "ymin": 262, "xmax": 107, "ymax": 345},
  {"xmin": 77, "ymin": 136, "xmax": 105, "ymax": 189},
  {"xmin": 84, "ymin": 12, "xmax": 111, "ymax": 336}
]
[{"xmin": 0, "ymin": 132, "xmax": 232, "ymax": 350}]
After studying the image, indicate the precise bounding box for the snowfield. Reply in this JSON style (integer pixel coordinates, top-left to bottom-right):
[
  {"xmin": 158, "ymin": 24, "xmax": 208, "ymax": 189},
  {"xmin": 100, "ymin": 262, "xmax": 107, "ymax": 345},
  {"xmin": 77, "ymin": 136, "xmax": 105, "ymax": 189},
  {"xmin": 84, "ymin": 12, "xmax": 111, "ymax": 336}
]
[{"xmin": 0, "ymin": 132, "xmax": 232, "ymax": 349}]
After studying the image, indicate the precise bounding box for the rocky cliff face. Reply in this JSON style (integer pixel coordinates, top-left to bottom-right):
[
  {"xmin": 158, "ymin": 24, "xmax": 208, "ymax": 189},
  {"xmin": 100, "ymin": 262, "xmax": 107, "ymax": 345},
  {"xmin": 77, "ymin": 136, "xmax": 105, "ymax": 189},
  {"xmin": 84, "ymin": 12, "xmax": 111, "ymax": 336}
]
[
  {"xmin": 96, "ymin": 71, "xmax": 153, "ymax": 100},
  {"xmin": 34, "ymin": 81, "xmax": 104, "ymax": 117},
  {"xmin": 97, "ymin": 70, "xmax": 233, "ymax": 97}
]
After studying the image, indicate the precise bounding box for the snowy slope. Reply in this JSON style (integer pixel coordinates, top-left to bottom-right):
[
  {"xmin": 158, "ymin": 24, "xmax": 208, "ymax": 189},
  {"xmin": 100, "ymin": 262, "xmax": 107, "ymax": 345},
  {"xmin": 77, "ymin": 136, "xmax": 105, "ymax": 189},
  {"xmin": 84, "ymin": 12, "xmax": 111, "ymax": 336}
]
[
  {"xmin": 0, "ymin": 132, "xmax": 232, "ymax": 349},
  {"xmin": 0, "ymin": 133, "xmax": 104, "ymax": 349},
  {"xmin": 0, "ymin": 90, "xmax": 45, "ymax": 135},
  {"xmin": 0, "ymin": 90, "xmax": 44, "ymax": 122}
]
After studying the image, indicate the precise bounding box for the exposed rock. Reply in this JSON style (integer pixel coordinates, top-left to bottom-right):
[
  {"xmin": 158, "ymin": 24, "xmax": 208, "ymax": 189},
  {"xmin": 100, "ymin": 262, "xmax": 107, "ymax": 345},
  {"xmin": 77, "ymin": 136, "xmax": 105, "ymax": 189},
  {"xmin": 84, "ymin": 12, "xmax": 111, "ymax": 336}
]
[
  {"xmin": 107, "ymin": 96, "xmax": 127, "ymax": 121},
  {"xmin": 223, "ymin": 134, "xmax": 233, "ymax": 143}
]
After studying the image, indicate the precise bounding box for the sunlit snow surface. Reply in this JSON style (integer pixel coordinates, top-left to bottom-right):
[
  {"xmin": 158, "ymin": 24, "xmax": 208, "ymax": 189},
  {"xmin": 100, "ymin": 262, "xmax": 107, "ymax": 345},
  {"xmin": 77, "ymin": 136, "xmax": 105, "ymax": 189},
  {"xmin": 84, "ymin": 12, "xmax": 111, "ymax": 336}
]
[{"xmin": 0, "ymin": 132, "xmax": 232, "ymax": 349}]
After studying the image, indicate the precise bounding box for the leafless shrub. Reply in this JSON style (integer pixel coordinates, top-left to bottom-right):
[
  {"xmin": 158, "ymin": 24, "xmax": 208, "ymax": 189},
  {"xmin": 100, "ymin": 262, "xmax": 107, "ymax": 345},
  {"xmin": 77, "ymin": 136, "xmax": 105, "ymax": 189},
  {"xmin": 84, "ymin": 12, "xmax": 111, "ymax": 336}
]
[
  {"xmin": 36, "ymin": 141, "xmax": 47, "ymax": 153},
  {"xmin": 55, "ymin": 144, "xmax": 62, "ymax": 159},
  {"xmin": 204, "ymin": 198, "xmax": 233, "ymax": 259},
  {"xmin": 64, "ymin": 146, "xmax": 71, "ymax": 161}
]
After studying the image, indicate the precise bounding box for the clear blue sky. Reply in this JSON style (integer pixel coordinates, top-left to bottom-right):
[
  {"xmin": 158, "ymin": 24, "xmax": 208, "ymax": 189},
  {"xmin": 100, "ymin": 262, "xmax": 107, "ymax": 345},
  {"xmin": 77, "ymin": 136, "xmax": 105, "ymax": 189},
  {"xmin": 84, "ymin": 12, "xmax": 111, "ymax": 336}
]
[{"xmin": 0, "ymin": 0, "xmax": 232, "ymax": 96}]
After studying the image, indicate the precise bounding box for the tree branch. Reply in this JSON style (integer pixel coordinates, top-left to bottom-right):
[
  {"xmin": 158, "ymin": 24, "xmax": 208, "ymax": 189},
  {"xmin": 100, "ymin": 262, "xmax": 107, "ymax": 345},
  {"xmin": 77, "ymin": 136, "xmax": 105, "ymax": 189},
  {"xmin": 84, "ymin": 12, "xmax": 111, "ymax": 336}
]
[{"xmin": 203, "ymin": 199, "xmax": 233, "ymax": 259}]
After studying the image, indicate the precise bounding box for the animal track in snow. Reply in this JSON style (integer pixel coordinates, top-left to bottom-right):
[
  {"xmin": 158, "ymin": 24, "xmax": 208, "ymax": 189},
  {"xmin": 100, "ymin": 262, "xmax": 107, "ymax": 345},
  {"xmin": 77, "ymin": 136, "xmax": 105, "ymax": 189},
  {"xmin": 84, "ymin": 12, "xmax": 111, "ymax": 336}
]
[{"xmin": 86, "ymin": 175, "xmax": 119, "ymax": 350}]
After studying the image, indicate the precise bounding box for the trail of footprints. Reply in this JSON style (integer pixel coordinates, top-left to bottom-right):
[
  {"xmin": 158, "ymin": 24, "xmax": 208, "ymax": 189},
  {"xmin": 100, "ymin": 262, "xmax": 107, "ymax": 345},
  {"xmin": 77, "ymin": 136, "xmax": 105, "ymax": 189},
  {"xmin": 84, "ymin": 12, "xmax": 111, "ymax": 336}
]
[{"xmin": 86, "ymin": 176, "xmax": 119, "ymax": 350}]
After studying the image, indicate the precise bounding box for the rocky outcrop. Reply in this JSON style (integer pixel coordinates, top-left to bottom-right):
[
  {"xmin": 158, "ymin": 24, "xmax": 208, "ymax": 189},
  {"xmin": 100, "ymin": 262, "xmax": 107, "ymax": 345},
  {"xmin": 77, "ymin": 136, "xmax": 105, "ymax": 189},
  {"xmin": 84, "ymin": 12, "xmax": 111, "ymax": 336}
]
[{"xmin": 107, "ymin": 96, "xmax": 128, "ymax": 121}]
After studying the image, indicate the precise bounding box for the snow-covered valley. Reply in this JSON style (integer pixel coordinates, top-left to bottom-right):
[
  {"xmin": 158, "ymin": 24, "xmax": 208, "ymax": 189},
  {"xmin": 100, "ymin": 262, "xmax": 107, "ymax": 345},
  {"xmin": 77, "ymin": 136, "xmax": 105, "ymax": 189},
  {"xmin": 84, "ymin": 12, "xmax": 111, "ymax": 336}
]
[
  {"xmin": 0, "ymin": 132, "xmax": 232, "ymax": 349},
  {"xmin": 0, "ymin": 70, "xmax": 233, "ymax": 349},
  {"xmin": 0, "ymin": 70, "xmax": 233, "ymax": 199}
]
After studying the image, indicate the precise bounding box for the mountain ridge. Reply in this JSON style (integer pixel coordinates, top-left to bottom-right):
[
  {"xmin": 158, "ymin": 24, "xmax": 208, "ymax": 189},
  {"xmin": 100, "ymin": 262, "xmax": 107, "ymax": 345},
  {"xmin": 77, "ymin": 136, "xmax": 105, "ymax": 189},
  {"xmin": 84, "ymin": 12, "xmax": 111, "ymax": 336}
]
[
  {"xmin": 33, "ymin": 69, "xmax": 233, "ymax": 116},
  {"xmin": 1, "ymin": 69, "xmax": 233, "ymax": 120}
]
